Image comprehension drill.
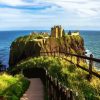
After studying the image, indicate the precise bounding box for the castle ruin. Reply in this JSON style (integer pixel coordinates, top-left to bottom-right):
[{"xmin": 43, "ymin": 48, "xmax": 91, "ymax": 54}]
[{"xmin": 51, "ymin": 25, "xmax": 64, "ymax": 38}]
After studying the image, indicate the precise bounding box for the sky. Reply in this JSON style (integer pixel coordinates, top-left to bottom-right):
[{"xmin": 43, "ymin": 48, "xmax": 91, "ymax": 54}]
[{"xmin": 0, "ymin": 0, "xmax": 100, "ymax": 30}]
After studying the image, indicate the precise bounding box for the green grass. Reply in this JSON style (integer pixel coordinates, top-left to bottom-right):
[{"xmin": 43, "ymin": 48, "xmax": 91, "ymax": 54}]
[{"xmin": 0, "ymin": 73, "xmax": 30, "ymax": 100}]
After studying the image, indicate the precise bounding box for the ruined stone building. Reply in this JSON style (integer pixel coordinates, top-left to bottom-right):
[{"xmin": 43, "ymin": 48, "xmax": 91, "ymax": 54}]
[{"xmin": 51, "ymin": 25, "xmax": 64, "ymax": 38}]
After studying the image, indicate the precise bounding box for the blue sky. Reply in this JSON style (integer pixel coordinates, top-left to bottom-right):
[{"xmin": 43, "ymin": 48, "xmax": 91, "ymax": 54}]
[{"xmin": 0, "ymin": 0, "xmax": 100, "ymax": 30}]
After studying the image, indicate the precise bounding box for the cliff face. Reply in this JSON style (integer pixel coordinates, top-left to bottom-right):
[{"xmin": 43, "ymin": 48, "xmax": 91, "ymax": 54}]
[{"xmin": 9, "ymin": 34, "xmax": 85, "ymax": 67}]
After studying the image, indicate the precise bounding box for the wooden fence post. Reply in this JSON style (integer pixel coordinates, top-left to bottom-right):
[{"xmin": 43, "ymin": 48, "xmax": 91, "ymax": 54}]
[
  {"xmin": 48, "ymin": 75, "xmax": 50, "ymax": 99},
  {"xmin": 61, "ymin": 86, "xmax": 64, "ymax": 100},
  {"xmin": 88, "ymin": 54, "xmax": 93, "ymax": 80},
  {"xmin": 65, "ymin": 88, "xmax": 71, "ymax": 100},
  {"xmin": 0, "ymin": 96, "xmax": 4, "ymax": 100},
  {"xmin": 48, "ymin": 75, "xmax": 52, "ymax": 100},
  {"xmin": 59, "ymin": 83, "xmax": 61, "ymax": 100},
  {"xmin": 67, "ymin": 89, "xmax": 71, "ymax": 100},
  {"xmin": 61, "ymin": 87, "xmax": 67, "ymax": 100},
  {"xmin": 75, "ymin": 92, "xmax": 78, "ymax": 100},
  {"xmin": 53, "ymin": 78, "xmax": 56, "ymax": 100},
  {"xmin": 56, "ymin": 79, "xmax": 59, "ymax": 100},
  {"xmin": 64, "ymin": 89, "xmax": 67, "ymax": 100},
  {"xmin": 70, "ymin": 89, "xmax": 73, "ymax": 100},
  {"xmin": 65, "ymin": 89, "xmax": 68, "ymax": 100},
  {"xmin": 51, "ymin": 76, "xmax": 53, "ymax": 100}
]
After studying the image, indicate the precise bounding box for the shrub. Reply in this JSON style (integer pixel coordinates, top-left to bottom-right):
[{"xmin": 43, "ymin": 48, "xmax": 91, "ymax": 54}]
[{"xmin": 0, "ymin": 73, "xmax": 29, "ymax": 100}]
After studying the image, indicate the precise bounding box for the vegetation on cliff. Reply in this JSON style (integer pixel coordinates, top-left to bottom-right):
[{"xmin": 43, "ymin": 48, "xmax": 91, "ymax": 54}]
[
  {"xmin": 11, "ymin": 56, "xmax": 100, "ymax": 100},
  {"xmin": 9, "ymin": 33, "xmax": 85, "ymax": 67}
]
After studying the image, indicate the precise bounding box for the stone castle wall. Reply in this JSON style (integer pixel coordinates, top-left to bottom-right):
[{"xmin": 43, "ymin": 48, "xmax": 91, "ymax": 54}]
[{"xmin": 51, "ymin": 25, "xmax": 63, "ymax": 38}]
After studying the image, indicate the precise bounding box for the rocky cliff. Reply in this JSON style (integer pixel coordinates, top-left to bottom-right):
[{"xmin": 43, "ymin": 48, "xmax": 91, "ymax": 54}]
[{"xmin": 9, "ymin": 34, "xmax": 85, "ymax": 67}]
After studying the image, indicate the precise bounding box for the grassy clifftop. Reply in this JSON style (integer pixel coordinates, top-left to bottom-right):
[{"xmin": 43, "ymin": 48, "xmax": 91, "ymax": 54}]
[{"xmin": 9, "ymin": 33, "xmax": 85, "ymax": 67}]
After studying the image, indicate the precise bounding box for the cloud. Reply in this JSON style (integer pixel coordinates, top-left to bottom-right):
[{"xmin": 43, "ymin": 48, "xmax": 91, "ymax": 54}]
[
  {"xmin": 1, "ymin": 0, "xmax": 100, "ymax": 17},
  {"xmin": 0, "ymin": 0, "xmax": 29, "ymax": 6},
  {"xmin": 0, "ymin": 0, "xmax": 100, "ymax": 30},
  {"xmin": 44, "ymin": 0, "xmax": 100, "ymax": 17},
  {"xmin": 1, "ymin": 0, "xmax": 100, "ymax": 14}
]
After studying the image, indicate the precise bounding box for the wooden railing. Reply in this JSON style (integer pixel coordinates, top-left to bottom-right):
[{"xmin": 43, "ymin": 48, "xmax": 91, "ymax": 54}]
[
  {"xmin": 40, "ymin": 52, "xmax": 100, "ymax": 79},
  {"xmin": 40, "ymin": 51, "xmax": 100, "ymax": 100},
  {"xmin": 43, "ymin": 68, "xmax": 77, "ymax": 100}
]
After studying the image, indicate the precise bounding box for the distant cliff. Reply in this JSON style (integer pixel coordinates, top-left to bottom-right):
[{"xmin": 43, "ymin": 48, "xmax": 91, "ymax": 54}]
[{"xmin": 9, "ymin": 33, "xmax": 85, "ymax": 67}]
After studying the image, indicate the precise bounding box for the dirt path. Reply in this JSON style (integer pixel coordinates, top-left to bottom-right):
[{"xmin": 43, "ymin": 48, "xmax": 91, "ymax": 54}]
[{"xmin": 20, "ymin": 78, "xmax": 44, "ymax": 100}]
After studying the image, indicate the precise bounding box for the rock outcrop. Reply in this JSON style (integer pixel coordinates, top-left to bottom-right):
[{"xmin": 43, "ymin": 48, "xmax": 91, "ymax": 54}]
[{"xmin": 9, "ymin": 34, "xmax": 85, "ymax": 67}]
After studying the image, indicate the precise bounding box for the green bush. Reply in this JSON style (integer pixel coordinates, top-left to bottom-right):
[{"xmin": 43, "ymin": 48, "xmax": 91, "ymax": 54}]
[{"xmin": 0, "ymin": 73, "xmax": 30, "ymax": 100}]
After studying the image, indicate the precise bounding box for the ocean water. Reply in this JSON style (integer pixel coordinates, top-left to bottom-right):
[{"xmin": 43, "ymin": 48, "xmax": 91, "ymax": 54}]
[
  {"xmin": 80, "ymin": 31, "xmax": 100, "ymax": 58},
  {"xmin": 0, "ymin": 30, "xmax": 100, "ymax": 69}
]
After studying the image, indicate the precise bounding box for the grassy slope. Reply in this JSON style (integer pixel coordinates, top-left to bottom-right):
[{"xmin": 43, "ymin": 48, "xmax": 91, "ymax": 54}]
[
  {"xmin": 13, "ymin": 56, "xmax": 100, "ymax": 100},
  {"xmin": 0, "ymin": 73, "xmax": 29, "ymax": 100}
]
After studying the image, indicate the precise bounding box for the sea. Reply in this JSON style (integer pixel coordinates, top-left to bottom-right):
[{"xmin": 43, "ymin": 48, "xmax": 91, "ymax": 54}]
[{"xmin": 0, "ymin": 30, "xmax": 100, "ymax": 70}]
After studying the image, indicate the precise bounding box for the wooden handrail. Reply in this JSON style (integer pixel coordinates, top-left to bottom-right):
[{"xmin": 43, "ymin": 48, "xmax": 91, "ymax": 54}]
[
  {"xmin": 40, "ymin": 51, "xmax": 100, "ymax": 79},
  {"xmin": 60, "ymin": 57, "xmax": 100, "ymax": 78},
  {"xmin": 63, "ymin": 52, "xmax": 100, "ymax": 63},
  {"xmin": 40, "ymin": 52, "xmax": 100, "ymax": 63}
]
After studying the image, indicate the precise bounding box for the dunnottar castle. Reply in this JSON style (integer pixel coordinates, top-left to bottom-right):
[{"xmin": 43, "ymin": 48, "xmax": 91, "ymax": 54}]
[
  {"xmin": 31, "ymin": 25, "xmax": 80, "ymax": 38},
  {"xmin": 51, "ymin": 25, "xmax": 79, "ymax": 38}
]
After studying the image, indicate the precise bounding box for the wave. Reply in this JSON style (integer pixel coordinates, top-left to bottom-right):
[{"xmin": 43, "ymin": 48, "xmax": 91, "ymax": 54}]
[
  {"xmin": 85, "ymin": 49, "xmax": 93, "ymax": 57},
  {"xmin": 85, "ymin": 49, "xmax": 100, "ymax": 71}
]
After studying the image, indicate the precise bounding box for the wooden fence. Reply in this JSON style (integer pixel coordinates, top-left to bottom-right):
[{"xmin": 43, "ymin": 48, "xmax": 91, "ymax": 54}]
[
  {"xmin": 40, "ymin": 51, "xmax": 100, "ymax": 99},
  {"xmin": 40, "ymin": 51, "xmax": 100, "ymax": 79},
  {"xmin": 43, "ymin": 68, "xmax": 77, "ymax": 100}
]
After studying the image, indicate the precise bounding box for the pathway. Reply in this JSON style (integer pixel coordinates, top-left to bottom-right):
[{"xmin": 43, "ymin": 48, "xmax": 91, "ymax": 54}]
[{"xmin": 20, "ymin": 78, "xmax": 44, "ymax": 100}]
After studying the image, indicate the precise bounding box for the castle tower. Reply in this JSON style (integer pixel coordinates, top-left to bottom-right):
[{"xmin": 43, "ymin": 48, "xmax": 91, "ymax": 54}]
[
  {"xmin": 51, "ymin": 25, "xmax": 64, "ymax": 38},
  {"xmin": 59, "ymin": 25, "xmax": 63, "ymax": 37},
  {"xmin": 55, "ymin": 26, "xmax": 58, "ymax": 37}
]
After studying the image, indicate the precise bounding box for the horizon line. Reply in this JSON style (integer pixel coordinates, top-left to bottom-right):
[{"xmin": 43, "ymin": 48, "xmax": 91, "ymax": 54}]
[{"xmin": 0, "ymin": 29, "xmax": 100, "ymax": 31}]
